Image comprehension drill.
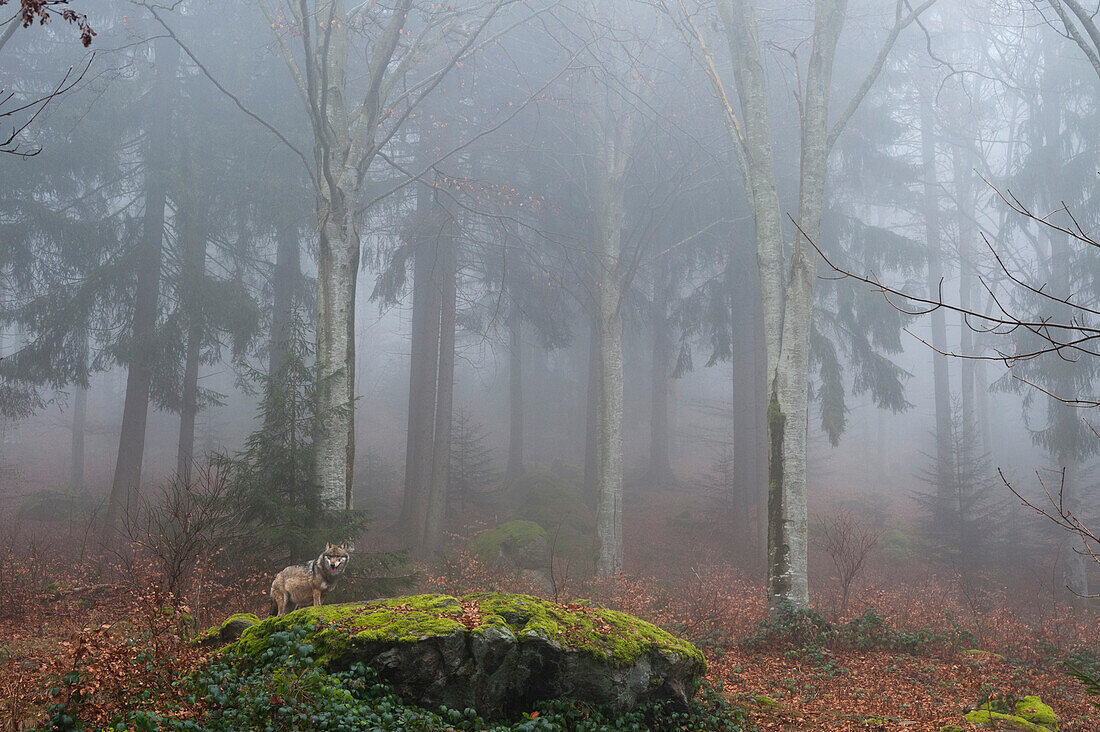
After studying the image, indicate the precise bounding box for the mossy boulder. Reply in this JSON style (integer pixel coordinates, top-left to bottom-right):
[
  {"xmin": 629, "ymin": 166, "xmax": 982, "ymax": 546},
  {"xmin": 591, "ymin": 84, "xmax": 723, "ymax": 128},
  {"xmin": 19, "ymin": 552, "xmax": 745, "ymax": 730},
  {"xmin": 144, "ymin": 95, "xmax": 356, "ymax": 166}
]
[
  {"xmin": 225, "ymin": 592, "xmax": 705, "ymax": 719},
  {"xmin": 195, "ymin": 612, "xmax": 260, "ymax": 646},
  {"xmin": 964, "ymin": 695, "xmax": 1057, "ymax": 731},
  {"xmin": 468, "ymin": 520, "xmax": 549, "ymax": 570}
]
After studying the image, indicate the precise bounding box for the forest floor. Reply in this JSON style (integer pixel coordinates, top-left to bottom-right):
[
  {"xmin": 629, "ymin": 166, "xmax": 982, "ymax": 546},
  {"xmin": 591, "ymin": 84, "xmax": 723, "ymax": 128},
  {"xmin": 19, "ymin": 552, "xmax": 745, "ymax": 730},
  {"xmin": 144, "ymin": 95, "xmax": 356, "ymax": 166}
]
[{"xmin": 0, "ymin": 486, "xmax": 1097, "ymax": 730}]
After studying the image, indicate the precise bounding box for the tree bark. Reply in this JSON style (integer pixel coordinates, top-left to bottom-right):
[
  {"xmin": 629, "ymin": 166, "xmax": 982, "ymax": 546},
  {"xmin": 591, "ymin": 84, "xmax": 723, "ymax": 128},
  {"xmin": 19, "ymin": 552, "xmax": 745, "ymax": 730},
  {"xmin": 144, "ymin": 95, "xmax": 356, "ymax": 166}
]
[
  {"xmin": 399, "ymin": 192, "xmax": 442, "ymax": 539},
  {"xmin": 424, "ymin": 235, "xmax": 456, "ymax": 553},
  {"xmin": 593, "ymin": 129, "xmax": 628, "ymax": 578},
  {"xmin": 505, "ymin": 296, "xmax": 524, "ymax": 485},
  {"xmin": 921, "ymin": 94, "xmax": 954, "ymax": 528},
  {"xmin": 101, "ymin": 38, "xmax": 178, "ymax": 545}
]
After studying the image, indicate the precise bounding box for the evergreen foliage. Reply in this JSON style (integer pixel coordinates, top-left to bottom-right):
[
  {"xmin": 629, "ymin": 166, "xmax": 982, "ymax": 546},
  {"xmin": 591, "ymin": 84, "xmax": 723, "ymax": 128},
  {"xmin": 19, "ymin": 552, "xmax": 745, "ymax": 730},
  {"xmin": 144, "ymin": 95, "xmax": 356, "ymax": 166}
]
[
  {"xmin": 914, "ymin": 398, "xmax": 1002, "ymax": 568},
  {"xmin": 448, "ymin": 408, "xmax": 498, "ymax": 513},
  {"xmin": 212, "ymin": 305, "xmax": 365, "ymax": 563}
]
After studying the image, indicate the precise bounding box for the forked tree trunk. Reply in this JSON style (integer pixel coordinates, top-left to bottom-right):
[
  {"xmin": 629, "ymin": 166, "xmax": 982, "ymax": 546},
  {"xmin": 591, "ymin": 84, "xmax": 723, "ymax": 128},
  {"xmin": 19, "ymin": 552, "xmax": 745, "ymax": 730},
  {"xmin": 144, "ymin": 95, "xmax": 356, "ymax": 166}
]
[
  {"xmin": 101, "ymin": 39, "xmax": 179, "ymax": 545},
  {"xmin": 424, "ymin": 237, "xmax": 456, "ymax": 553},
  {"xmin": 921, "ymin": 95, "xmax": 954, "ymax": 528}
]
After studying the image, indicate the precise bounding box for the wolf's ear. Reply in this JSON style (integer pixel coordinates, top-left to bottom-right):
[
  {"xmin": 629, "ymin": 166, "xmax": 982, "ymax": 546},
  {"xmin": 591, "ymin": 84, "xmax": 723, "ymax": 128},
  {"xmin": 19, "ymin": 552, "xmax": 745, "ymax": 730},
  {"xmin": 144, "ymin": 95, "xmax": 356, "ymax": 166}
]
[
  {"xmin": 326, "ymin": 542, "xmax": 335, "ymax": 551},
  {"xmin": 339, "ymin": 542, "xmax": 349, "ymax": 551}
]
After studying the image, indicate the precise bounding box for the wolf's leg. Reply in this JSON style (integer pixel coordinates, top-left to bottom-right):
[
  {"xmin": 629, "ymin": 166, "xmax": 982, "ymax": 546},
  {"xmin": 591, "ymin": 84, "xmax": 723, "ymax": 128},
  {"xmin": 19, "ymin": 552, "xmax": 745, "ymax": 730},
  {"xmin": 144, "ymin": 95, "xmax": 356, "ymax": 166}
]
[
  {"xmin": 312, "ymin": 587, "xmax": 322, "ymax": 606},
  {"xmin": 276, "ymin": 591, "xmax": 289, "ymax": 616}
]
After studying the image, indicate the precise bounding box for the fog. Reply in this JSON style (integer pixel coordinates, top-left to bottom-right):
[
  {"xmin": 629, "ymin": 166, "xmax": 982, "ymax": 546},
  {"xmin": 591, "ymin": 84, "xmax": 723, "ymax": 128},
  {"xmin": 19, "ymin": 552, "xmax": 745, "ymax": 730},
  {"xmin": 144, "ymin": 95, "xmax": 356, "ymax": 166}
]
[{"xmin": 2, "ymin": 0, "xmax": 1099, "ymax": 630}]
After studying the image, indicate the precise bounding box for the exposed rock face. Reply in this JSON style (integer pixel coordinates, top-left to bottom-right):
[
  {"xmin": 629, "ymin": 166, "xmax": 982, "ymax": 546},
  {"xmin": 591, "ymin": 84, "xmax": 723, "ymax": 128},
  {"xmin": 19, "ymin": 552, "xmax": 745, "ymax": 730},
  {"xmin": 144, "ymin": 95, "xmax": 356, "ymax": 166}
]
[{"xmin": 228, "ymin": 593, "xmax": 705, "ymax": 719}]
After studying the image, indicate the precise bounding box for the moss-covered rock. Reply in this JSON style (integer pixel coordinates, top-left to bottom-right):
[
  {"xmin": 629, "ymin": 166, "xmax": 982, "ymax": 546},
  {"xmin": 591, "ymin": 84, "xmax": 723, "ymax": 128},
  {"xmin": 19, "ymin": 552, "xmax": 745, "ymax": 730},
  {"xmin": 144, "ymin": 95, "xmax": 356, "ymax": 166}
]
[
  {"xmin": 964, "ymin": 695, "xmax": 1058, "ymax": 731},
  {"xmin": 225, "ymin": 592, "xmax": 705, "ymax": 719},
  {"xmin": 468, "ymin": 520, "xmax": 549, "ymax": 569},
  {"xmin": 195, "ymin": 612, "xmax": 260, "ymax": 646}
]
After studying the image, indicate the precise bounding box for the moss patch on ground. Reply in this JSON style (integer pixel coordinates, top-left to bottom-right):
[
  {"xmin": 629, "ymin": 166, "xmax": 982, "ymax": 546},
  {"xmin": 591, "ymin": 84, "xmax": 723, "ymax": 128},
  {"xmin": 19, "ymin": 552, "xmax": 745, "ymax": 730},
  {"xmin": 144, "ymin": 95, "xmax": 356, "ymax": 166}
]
[
  {"xmin": 468, "ymin": 521, "xmax": 547, "ymax": 562},
  {"xmin": 964, "ymin": 695, "xmax": 1057, "ymax": 731},
  {"xmin": 194, "ymin": 612, "xmax": 260, "ymax": 645},
  {"xmin": 226, "ymin": 592, "xmax": 704, "ymax": 670}
]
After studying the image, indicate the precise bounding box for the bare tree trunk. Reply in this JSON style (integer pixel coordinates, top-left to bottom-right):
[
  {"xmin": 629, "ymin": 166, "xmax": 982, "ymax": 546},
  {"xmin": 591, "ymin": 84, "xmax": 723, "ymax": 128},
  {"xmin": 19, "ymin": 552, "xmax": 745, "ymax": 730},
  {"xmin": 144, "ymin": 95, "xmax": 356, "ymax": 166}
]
[
  {"xmin": 506, "ymin": 297, "xmax": 524, "ymax": 484},
  {"xmin": 594, "ymin": 131, "xmax": 627, "ymax": 577},
  {"xmin": 424, "ymin": 236, "xmax": 456, "ymax": 553},
  {"xmin": 70, "ymin": 383, "xmax": 86, "ymax": 492},
  {"xmin": 921, "ymin": 94, "xmax": 954, "ymax": 528},
  {"xmin": 399, "ymin": 198, "xmax": 442, "ymax": 539},
  {"xmin": 315, "ymin": 194, "xmax": 360, "ymax": 510},
  {"xmin": 101, "ymin": 39, "xmax": 178, "ymax": 545}
]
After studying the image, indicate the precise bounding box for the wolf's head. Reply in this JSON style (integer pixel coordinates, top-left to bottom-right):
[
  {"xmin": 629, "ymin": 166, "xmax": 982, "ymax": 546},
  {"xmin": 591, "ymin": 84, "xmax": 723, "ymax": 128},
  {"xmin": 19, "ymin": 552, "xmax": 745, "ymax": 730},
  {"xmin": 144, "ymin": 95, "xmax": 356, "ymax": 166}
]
[{"xmin": 321, "ymin": 542, "xmax": 350, "ymax": 576}]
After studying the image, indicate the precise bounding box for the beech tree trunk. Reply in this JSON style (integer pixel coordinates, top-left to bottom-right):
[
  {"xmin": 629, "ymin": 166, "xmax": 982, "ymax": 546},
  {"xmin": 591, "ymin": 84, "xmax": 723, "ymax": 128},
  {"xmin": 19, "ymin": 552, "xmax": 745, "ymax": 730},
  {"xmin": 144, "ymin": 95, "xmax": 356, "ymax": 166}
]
[
  {"xmin": 593, "ymin": 128, "xmax": 628, "ymax": 578},
  {"xmin": 730, "ymin": 252, "xmax": 760, "ymax": 551},
  {"xmin": 101, "ymin": 39, "xmax": 178, "ymax": 545},
  {"xmin": 921, "ymin": 95, "xmax": 954, "ymax": 527}
]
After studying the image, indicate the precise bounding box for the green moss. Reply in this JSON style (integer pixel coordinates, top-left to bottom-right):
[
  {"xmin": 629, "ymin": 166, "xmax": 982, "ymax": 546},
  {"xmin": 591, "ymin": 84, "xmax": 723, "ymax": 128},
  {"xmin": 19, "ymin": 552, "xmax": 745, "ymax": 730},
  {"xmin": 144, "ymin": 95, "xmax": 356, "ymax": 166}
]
[
  {"xmin": 753, "ymin": 695, "xmax": 779, "ymax": 708},
  {"xmin": 940, "ymin": 726, "xmax": 965, "ymax": 732},
  {"xmin": 468, "ymin": 520, "xmax": 548, "ymax": 562},
  {"xmin": 226, "ymin": 592, "xmax": 705, "ymax": 672},
  {"xmin": 961, "ymin": 649, "xmax": 1004, "ymax": 661},
  {"xmin": 194, "ymin": 612, "xmax": 261, "ymax": 645},
  {"xmin": 964, "ymin": 696, "xmax": 1057, "ymax": 731}
]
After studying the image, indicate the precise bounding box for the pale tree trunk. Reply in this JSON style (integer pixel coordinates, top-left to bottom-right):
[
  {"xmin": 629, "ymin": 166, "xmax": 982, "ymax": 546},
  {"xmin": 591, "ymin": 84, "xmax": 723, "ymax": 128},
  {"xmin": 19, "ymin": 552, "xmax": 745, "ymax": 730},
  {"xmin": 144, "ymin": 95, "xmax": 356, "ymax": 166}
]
[
  {"xmin": 315, "ymin": 196, "xmax": 360, "ymax": 510},
  {"xmin": 506, "ymin": 297, "xmax": 524, "ymax": 484},
  {"xmin": 921, "ymin": 95, "xmax": 953, "ymax": 527},
  {"xmin": 593, "ymin": 128, "xmax": 628, "ymax": 578},
  {"xmin": 423, "ymin": 237, "xmax": 456, "ymax": 553},
  {"xmin": 176, "ymin": 190, "xmax": 208, "ymax": 484},
  {"xmin": 101, "ymin": 38, "xmax": 179, "ymax": 545},
  {"xmin": 716, "ymin": 0, "xmax": 896, "ymax": 609}
]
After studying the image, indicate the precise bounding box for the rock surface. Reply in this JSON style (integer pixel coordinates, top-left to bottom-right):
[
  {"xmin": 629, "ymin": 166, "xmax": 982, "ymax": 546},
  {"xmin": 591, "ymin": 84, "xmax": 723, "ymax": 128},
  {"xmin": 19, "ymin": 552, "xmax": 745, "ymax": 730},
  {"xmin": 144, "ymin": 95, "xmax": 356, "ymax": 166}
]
[{"xmin": 227, "ymin": 592, "xmax": 705, "ymax": 719}]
